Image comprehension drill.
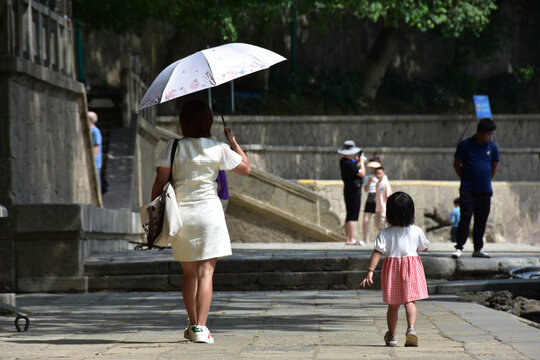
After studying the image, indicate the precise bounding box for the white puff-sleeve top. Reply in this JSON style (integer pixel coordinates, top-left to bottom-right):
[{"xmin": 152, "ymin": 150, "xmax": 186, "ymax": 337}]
[{"xmin": 374, "ymin": 225, "xmax": 429, "ymax": 258}]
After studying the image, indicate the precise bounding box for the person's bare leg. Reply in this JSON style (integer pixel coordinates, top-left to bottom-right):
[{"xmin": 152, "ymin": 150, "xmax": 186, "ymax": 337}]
[
  {"xmin": 404, "ymin": 301, "xmax": 417, "ymax": 329},
  {"xmin": 180, "ymin": 261, "xmax": 198, "ymax": 325},
  {"xmin": 195, "ymin": 258, "xmax": 218, "ymax": 326},
  {"xmin": 387, "ymin": 304, "xmax": 400, "ymax": 334},
  {"xmin": 345, "ymin": 221, "xmax": 357, "ymax": 244},
  {"xmin": 362, "ymin": 213, "xmax": 373, "ymax": 243},
  {"xmin": 404, "ymin": 301, "xmax": 418, "ymax": 346}
]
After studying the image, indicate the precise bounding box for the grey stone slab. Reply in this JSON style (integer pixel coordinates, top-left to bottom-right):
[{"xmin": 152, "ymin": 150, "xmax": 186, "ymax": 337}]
[{"xmin": 2, "ymin": 290, "xmax": 538, "ymax": 360}]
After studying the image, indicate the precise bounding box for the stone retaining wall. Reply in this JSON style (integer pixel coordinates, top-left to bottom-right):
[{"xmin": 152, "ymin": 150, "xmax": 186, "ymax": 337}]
[
  {"xmin": 157, "ymin": 114, "xmax": 540, "ymax": 181},
  {"xmin": 14, "ymin": 204, "xmax": 142, "ymax": 293},
  {"xmin": 0, "ymin": 57, "xmax": 99, "ymax": 206},
  {"xmin": 0, "ymin": 56, "xmax": 101, "ymax": 292}
]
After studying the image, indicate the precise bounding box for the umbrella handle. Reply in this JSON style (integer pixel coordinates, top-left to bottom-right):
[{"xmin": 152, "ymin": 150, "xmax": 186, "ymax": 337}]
[{"xmin": 219, "ymin": 112, "xmax": 228, "ymax": 128}]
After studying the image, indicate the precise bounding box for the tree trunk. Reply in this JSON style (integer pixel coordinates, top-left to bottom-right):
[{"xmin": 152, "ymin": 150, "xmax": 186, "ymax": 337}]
[{"xmin": 359, "ymin": 25, "xmax": 402, "ymax": 101}]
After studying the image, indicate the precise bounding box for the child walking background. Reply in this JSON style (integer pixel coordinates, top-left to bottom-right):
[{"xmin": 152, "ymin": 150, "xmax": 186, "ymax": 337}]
[
  {"xmin": 449, "ymin": 197, "xmax": 460, "ymax": 243},
  {"xmin": 374, "ymin": 166, "xmax": 392, "ymax": 230},
  {"xmin": 361, "ymin": 192, "xmax": 429, "ymax": 347}
]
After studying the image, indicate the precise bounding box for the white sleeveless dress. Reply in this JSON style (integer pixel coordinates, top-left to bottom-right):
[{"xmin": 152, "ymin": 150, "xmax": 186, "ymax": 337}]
[{"xmin": 155, "ymin": 137, "xmax": 242, "ymax": 261}]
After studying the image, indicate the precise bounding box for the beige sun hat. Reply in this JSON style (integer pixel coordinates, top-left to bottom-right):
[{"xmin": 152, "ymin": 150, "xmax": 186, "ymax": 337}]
[{"xmin": 367, "ymin": 160, "xmax": 382, "ymax": 168}]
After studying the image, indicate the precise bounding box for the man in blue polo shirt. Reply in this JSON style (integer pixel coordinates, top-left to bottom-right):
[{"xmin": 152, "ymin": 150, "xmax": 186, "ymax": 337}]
[{"xmin": 452, "ymin": 118, "xmax": 499, "ymax": 258}]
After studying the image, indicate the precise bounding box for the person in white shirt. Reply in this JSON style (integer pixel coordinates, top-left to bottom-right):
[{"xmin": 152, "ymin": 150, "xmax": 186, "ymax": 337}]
[{"xmin": 361, "ymin": 192, "xmax": 429, "ymax": 347}]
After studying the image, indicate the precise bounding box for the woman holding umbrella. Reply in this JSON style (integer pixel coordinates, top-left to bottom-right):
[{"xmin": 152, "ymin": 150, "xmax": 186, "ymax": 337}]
[{"xmin": 151, "ymin": 99, "xmax": 250, "ymax": 343}]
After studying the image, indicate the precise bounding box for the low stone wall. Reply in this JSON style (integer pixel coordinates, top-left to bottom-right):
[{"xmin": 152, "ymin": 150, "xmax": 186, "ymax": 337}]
[
  {"xmin": 14, "ymin": 204, "xmax": 142, "ymax": 293},
  {"xmin": 302, "ymin": 180, "xmax": 540, "ymax": 246}
]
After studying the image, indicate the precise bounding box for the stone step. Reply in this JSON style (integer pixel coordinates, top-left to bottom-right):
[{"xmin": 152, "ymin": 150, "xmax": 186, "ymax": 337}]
[{"xmin": 84, "ymin": 249, "xmax": 540, "ymax": 292}]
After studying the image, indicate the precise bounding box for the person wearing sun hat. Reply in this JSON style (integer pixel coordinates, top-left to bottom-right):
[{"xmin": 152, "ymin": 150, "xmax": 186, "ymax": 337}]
[
  {"xmin": 338, "ymin": 140, "xmax": 366, "ymax": 245},
  {"xmin": 362, "ymin": 157, "xmax": 382, "ymax": 243}
]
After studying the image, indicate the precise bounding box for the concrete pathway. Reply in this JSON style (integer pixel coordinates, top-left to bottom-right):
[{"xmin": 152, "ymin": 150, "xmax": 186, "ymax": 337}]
[{"xmin": 1, "ymin": 290, "xmax": 539, "ymax": 359}]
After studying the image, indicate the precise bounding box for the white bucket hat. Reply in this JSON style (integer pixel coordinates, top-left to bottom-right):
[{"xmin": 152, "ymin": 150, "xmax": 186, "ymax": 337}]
[{"xmin": 337, "ymin": 140, "xmax": 362, "ymax": 155}]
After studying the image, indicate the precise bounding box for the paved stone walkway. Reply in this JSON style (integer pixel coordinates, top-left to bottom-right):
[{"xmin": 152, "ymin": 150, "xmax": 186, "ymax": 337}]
[{"xmin": 1, "ymin": 290, "xmax": 539, "ymax": 359}]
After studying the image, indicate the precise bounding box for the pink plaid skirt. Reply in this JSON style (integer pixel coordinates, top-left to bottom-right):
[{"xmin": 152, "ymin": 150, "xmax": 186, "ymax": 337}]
[{"xmin": 381, "ymin": 255, "xmax": 428, "ymax": 305}]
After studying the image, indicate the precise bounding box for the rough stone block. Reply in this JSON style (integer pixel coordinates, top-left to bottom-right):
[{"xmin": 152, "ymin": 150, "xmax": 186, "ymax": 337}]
[
  {"xmin": 0, "ymin": 293, "xmax": 16, "ymax": 311},
  {"xmin": 213, "ymin": 273, "xmax": 259, "ymax": 289},
  {"xmin": 348, "ymin": 257, "xmax": 373, "ymax": 270},
  {"xmin": 216, "ymin": 258, "xmax": 263, "ymax": 273},
  {"xmin": 18, "ymin": 276, "xmax": 88, "ymax": 293},
  {"xmin": 16, "ymin": 238, "xmax": 81, "ymax": 278},
  {"xmin": 456, "ymin": 258, "xmax": 501, "ymax": 278},
  {"xmin": 422, "ymin": 257, "xmax": 457, "ymax": 279},
  {"xmin": 88, "ymin": 275, "xmax": 174, "ymax": 292},
  {"xmin": 434, "ymin": 279, "xmax": 540, "ymax": 295},
  {"xmin": 498, "ymin": 257, "xmax": 540, "ymax": 274},
  {"xmin": 257, "ymin": 271, "xmax": 346, "ymax": 290},
  {"xmin": 84, "ymin": 260, "xmax": 170, "ymax": 276}
]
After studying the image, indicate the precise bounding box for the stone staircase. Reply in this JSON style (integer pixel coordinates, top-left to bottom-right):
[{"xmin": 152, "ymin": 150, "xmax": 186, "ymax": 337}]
[
  {"xmin": 88, "ymin": 89, "xmax": 143, "ymax": 211},
  {"xmin": 87, "ymin": 88, "xmax": 124, "ymax": 177},
  {"xmin": 84, "ymin": 249, "xmax": 371, "ymax": 292},
  {"xmin": 225, "ymin": 168, "xmax": 343, "ymax": 243},
  {"xmin": 83, "ymin": 246, "xmax": 540, "ymax": 293}
]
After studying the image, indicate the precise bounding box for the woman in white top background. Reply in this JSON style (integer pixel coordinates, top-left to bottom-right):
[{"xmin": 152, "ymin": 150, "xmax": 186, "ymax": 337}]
[{"xmin": 152, "ymin": 99, "xmax": 250, "ymax": 343}]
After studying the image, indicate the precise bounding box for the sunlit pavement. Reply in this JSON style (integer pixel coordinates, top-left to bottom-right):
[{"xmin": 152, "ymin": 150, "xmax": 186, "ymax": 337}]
[{"xmin": 1, "ymin": 290, "xmax": 539, "ymax": 359}]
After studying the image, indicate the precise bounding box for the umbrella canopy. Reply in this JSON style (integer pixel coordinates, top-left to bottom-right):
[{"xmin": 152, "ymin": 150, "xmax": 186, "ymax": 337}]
[{"xmin": 138, "ymin": 43, "xmax": 286, "ymax": 111}]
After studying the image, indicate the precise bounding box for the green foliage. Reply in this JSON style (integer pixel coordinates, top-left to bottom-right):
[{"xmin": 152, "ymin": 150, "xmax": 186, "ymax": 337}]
[
  {"xmin": 72, "ymin": 0, "xmax": 286, "ymax": 40},
  {"xmin": 517, "ymin": 65, "xmax": 538, "ymax": 83},
  {"xmin": 301, "ymin": 0, "xmax": 497, "ymax": 37},
  {"xmin": 73, "ymin": 0, "xmax": 496, "ymax": 39}
]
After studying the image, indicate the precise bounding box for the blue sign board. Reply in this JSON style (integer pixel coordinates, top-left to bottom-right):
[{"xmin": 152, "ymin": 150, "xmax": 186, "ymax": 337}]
[{"xmin": 473, "ymin": 95, "xmax": 492, "ymax": 119}]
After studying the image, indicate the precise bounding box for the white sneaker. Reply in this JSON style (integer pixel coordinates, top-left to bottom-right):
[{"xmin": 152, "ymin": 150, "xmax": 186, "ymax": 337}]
[
  {"xmin": 192, "ymin": 325, "xmax": 214, "ymax": 344},
  {"xmin": 472, "ymin": 249, "xmax": 491, "ymax": 258},
  {"xmin": 451, "ymin": 249, "xmax": 462, "ymax": 258}
]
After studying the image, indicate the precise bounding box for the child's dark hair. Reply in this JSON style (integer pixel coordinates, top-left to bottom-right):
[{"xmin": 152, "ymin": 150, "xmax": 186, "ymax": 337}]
[
  {"xmin": 386, "ymin": 192, "xmax": 415, "ymax": 227},
  {"xmin": 454, "ymin": 197, "xmax": 460, "ymax": 206}
]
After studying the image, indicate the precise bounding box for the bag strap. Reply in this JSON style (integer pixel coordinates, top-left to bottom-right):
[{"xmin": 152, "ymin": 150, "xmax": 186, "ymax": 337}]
[{"xmin": 168, "ymin": 139, "xmax": 179, "ymax": 183}]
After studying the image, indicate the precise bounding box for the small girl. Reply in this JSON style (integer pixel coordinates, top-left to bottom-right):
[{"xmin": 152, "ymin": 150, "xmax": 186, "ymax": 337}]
[
  {"xmin": 374, "ymin": 166, "xmax": 392, "ymax": 230},
  {"xmin": 360, "ymin": 192, "xmax": 429, "ymax": 347}
]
